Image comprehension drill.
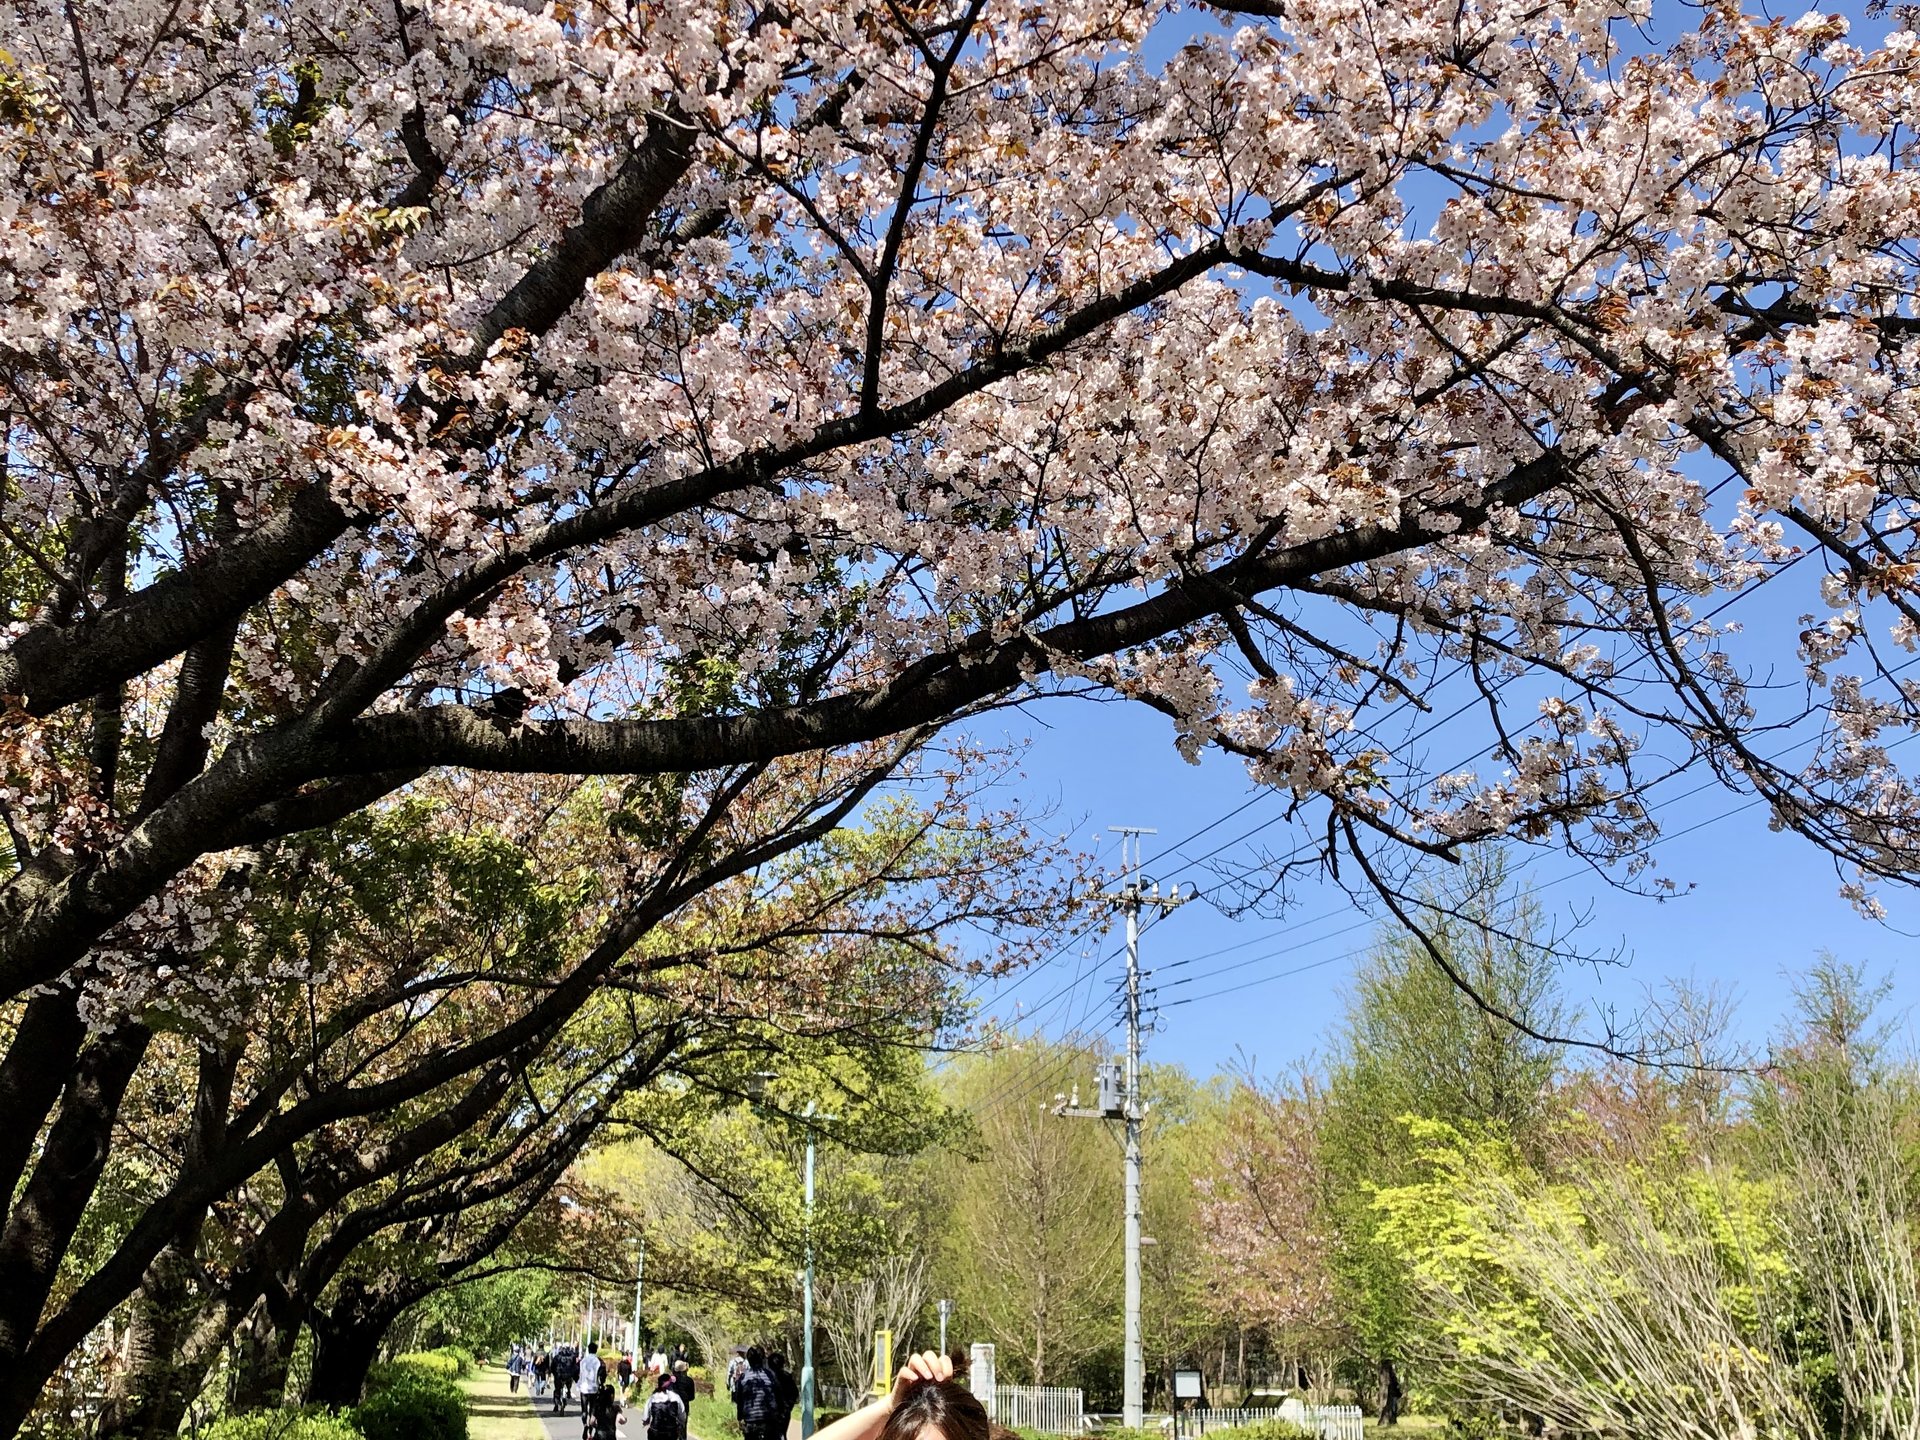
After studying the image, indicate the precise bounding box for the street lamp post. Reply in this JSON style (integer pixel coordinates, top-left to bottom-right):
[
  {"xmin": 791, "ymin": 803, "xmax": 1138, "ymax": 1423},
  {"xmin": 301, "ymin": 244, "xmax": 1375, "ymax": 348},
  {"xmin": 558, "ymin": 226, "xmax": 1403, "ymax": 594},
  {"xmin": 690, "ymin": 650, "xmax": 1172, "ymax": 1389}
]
[
  {"xmin": 749, "ymin": 1075, "xmax": 832, "ymax": 1440},
  {"xmin": 629, "ymin": 1237, "xmax": 645, "ymax": 1364},
  {"xmin": 801, "ymin": 1099, "xmax": 821, "ymax": 1440}
]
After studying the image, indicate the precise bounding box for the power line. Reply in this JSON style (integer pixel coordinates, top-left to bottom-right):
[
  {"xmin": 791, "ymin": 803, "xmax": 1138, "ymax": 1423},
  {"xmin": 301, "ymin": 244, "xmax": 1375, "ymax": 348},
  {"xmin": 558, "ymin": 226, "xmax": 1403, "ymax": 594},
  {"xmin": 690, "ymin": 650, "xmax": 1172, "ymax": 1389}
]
[
  {"xmin": 1160, "ymin": 711, "xmax": 1920, "ymax": 1010},
  {"xmin": 1138, "ymin": 471, "xmax": 1782, "ymax": 880}
]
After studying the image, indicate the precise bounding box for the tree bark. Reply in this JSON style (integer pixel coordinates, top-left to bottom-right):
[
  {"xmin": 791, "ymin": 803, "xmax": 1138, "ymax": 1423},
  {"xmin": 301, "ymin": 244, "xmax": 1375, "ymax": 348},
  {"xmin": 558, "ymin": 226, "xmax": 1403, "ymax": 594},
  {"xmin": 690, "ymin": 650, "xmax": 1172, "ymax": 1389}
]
[
  {"xmin": 1376, "ymin": 1357, "xmax": 1402, "ymax": 1426},
  {"xmin": 94, "ymin": 1242, "xmax": 209, "ymax": 1440},
  {"xmin": 306, "ymin": 1279, "xmax": 413, "ymax": 1408},
  {"xmin": 229, "ymin": 1291, "xmax": 302, "ymax": 1412},
  {"xmin": 0, "ymin": 1023, "xmax": 151, "ymax": 1357},
  {"xmin": 93, "ymin": 1043, "xmax": 241, "ymax": 1440},
  {"xmin": 0, "ymin": 989, "xmax": 84, "ymax": 1202}
]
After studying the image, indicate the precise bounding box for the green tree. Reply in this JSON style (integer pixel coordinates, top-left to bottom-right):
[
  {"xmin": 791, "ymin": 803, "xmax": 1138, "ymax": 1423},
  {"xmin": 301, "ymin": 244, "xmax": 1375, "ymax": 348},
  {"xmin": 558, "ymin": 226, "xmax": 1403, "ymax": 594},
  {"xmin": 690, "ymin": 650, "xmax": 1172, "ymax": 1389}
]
[
  {"xmin": 934, "ymin": 1038, "xmax": 1123, "ymax": 1387},
  {"xmin": 1371, "ymin": 1121, "xmax": 1817, "ymax": 1440},
  {"xmin": 415, "ymin": 1272, "xmax": 562, "ymax": 1356},
  {"xmin": 1317, "ymin": 851, "xmax": 1569, "ymax": 1420}
]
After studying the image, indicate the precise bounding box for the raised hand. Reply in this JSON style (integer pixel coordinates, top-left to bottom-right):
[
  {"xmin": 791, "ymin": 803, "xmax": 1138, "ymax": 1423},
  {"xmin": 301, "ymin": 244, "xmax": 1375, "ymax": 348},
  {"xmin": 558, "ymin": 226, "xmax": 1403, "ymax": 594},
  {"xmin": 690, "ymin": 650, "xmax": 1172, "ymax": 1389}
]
[{"xmin": 890, "ymin": 1351, "xmax": 956, "ymax": 1409}]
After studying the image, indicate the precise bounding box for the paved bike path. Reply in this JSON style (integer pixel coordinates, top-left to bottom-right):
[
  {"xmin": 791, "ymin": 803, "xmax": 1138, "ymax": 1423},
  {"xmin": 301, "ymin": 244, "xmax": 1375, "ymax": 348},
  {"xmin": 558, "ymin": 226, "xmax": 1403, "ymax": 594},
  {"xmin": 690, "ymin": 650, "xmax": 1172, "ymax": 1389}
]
[{"xmin": 525, "ymin": 1385, "xmax": 653, "ymax": 1440}]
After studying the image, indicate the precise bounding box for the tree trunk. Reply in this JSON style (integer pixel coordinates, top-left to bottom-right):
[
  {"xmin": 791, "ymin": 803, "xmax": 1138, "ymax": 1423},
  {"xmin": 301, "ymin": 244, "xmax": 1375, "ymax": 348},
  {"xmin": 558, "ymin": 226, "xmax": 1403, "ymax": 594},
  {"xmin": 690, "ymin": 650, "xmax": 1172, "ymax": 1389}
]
[
  {"xmin": 230, "ymin": 1287, "xmax": 305, "ymax": 1412},
  {"xmin": 0, "ymin": 1023, "xmax": 151, "ymax": 1380},
  {"xmin": 95, "ymin": 1243, "xmax": 213, "ymax": 1440},
  {"xmin": 0, "ymin": 990, "xmax": 85, "ymax": 1203},
  {"xmin": 1376, "ymin": 1358, "xmax": 1402, "ymax": 1426},
  {"xmin": 307, "ymin": 1279, "xmax": 416, "ymax": 1408},
  {"xmin": 92, "ymin": 1042, "xmax": 247, "ymax": 1440}
]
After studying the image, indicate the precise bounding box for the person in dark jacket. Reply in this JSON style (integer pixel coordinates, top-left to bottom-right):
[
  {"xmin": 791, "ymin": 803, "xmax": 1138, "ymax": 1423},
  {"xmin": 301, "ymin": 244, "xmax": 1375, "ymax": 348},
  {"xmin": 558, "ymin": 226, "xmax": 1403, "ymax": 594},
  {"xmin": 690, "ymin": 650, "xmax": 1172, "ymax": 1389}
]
[
  {"xmin": 769, "ymin": 1353, "xmax": 798, "ymax": 1439},
  {"xmin": 552, "ymin": 1346, "xmax": 580, "ymax": 1414},
  {"xmin": 672, "ymin": 1360, "xmax": 697, "ymax": 1409},
  {"xmin": 736, "ymin": 1346, "xmax": 779, "ymax": 1440}
]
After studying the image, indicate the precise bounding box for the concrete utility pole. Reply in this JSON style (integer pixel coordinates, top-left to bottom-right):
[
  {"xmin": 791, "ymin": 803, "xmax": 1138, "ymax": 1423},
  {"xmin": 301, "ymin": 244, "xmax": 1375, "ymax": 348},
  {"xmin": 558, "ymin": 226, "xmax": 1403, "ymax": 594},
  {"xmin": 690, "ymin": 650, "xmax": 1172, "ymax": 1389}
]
[{"xmin": 1055, "ymin": 827, "xmax": 1184, "ymax": 1433}]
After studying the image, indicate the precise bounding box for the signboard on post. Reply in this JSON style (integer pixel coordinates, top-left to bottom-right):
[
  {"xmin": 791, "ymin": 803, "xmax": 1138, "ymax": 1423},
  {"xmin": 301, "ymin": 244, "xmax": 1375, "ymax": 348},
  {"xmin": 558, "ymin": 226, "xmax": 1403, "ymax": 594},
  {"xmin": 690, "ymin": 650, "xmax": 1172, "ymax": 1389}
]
[
  {"xmin": 1172, "ymin": 1368, "xmax": 1205, "ymax": 1440},
  {"xmin": 970, "ymin": 1344, "xmax": 997, "ymax": 1420},
  {"xmin": 872, "ymin": 1329, "xmax": 894, "ymax": 1396}
]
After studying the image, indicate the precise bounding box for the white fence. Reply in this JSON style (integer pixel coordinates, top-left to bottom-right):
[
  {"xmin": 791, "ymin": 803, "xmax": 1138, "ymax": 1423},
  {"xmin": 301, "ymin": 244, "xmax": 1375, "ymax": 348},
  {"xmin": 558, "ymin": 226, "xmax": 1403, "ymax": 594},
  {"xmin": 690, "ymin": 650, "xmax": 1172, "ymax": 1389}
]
[
  {"xmin": 993, "ymin": 1384, "xmax": 1086, "ymax": 1435},
  {"xmin": 1176, "ymin": 1402, "xmax": 1364, "ymax": 1440}
]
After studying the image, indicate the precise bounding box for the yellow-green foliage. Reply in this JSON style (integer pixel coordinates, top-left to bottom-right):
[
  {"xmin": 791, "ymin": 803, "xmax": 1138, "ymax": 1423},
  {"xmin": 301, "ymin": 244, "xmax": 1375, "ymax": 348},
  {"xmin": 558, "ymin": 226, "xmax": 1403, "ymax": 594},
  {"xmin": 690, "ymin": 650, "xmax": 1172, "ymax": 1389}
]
[
  {"xmin": 1203, "ymin": 1421, "xmax": 1315, "ymax": 1440},
  {"xmin": 1371, "ymin": 1119, "xmax": 1815, "ymax": 1440},
  {"xmin": 392, "ymin": 1350, "xmax": 466, "ymax": 1381}
]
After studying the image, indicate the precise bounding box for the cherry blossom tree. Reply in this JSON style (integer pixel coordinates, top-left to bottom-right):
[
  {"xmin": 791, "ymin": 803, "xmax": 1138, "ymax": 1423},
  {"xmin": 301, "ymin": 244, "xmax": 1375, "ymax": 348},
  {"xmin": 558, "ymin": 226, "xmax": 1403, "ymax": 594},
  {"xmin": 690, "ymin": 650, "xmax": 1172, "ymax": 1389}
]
[
  {"xmin": 1195, "ymin": 1069, "xmax": 1341, "ymax": 1369},
  {"xmin": 1, "ymin": 743, "xmax": 1066, "ymax": 1437},
  {"xmin": 5, "ymin": 0, "xmax": 1920, "ymax": 1426}
]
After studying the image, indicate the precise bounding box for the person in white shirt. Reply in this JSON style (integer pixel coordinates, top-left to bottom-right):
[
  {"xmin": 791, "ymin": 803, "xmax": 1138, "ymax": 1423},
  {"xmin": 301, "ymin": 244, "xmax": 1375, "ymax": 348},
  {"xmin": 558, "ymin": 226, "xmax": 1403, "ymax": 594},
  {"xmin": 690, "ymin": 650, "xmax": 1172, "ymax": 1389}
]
[{"xmin": 579, "ymin": 1342, "xmax": 604, "ymax": 1416}]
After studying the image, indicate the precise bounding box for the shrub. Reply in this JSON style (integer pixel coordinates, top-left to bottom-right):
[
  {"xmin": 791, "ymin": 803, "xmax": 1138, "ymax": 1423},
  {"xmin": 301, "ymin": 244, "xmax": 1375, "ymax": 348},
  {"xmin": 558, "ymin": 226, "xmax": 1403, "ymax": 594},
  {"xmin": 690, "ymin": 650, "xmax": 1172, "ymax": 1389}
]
[
  {"xmin": 1206, "ymin": 1423, "xmax": 1315, "ymax": 1440},
  {"xmin": 436, "ymin": 1346, "xmax": 477, "ymax": 1379},
  {"xmin": 689, "ymin": 1393, "xmax": 742, "ymax": 1440},
  {"xmin": 354, "ymin": 1361, "xmax": 467, "ymax": 1440},
  {"xmin": 388, "ymin": 1351, "xmax": 462, "ymax": 1382},
  {"xmin": 201, "ymin": 1409, "xmax": 362, "ymax": 1440}
]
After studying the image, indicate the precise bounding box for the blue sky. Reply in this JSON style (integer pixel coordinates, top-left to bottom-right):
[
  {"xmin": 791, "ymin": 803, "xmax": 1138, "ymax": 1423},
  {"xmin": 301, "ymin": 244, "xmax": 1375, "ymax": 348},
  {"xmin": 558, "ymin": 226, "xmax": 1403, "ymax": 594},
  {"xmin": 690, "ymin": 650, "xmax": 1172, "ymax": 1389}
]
[
  {"xmin": 957, "ymin": 0, "xmax": 1920, "ymax": 1086},
  {"xmin": 969, "ymin": 681, "xmax": 1919, "ymax": 1084}
]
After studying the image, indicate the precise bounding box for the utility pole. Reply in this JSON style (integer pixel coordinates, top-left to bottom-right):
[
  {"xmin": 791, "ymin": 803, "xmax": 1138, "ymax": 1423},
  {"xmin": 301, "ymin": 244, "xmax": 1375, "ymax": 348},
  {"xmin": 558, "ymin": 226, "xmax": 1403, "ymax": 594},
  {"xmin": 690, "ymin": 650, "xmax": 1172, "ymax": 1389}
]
[{"xmin": 1054, "ymin": 826, "xmax": 1184, "ymax": 1432}]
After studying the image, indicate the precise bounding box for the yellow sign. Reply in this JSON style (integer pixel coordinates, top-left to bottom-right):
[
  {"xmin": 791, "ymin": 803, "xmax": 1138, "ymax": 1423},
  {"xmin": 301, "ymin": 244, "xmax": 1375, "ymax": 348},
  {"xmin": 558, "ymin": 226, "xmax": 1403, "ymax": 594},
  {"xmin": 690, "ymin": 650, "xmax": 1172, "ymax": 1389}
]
[{"xmin": 871, "ymin": 1329, "xmax": 893, "ymax": 1396}]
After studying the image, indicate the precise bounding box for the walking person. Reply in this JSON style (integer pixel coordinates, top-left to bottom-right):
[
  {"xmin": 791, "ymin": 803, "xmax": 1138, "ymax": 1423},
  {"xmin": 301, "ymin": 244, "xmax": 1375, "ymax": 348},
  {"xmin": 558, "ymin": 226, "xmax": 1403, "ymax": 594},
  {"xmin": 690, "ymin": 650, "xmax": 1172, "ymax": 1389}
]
[
  {"xmin": 769, "ymin": 1353, "xmax": 798, "ymax": 1440},
  {"xmin": 618, "ymin": 1352, "xmax": 634, "ymax": 1391},
  {"xmin": 579, "ymin": 1341, "xmax": 605, "ymax": 1420},
  {"xmin": 672, "ymin": 1360, "xmax": 696, "ymax": 1410},
  {"xmin": 534, "ymin": 1349, "xmax": 552, "ymax": 1398},
  {"xmin": 643, "ymin": 1370, "xmax": 689, "ymax": 1440},
  {"xmin": 727, "ymin": 1347, "xmax": 749, "ymax": 1422},
  {"xmin": 584, "ymin": 1369, "xmax": 624, "ymax": 1440},
  {"xmin": 553, "ymin": 1345, "xmax": 579, "ymax": 1414},
  {"xmin": 736, "ymin": 1346, "xmax": 779, "ymax": 1440},
  {"xmin": 508, "ymin": 1346, "xmax": 528, "ymax": 1394}
]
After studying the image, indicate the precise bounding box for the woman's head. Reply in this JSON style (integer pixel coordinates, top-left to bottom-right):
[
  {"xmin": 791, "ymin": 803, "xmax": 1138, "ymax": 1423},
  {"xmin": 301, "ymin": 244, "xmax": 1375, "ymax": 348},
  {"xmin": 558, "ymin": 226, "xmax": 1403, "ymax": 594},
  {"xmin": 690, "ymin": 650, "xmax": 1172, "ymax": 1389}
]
[
  {"xmin": 878, "ymin": 1380, "xmax": 990, "ymax": 1440},
  {"xmin": 656, "ymin": 1372, "xmax": 676, "ymax": 1393}
]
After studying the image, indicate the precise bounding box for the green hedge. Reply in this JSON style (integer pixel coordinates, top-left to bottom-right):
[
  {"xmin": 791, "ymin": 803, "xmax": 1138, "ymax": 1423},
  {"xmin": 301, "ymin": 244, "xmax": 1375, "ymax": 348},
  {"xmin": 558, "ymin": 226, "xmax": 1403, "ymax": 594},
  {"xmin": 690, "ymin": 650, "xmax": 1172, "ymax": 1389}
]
[
  {"xmin": 353, "ymin": 1358, "xmax": 467, "ymax": 1440},
  {"xmin": 1206, "ymin": 1423, "xmax": 1315, "ymax": 1440},
  {"xmin": 201, "ymin": 1410, "xmax": 363, "ymax": 1440},
  {"xmin": 389, "ymin": 1349, "xmax": 471, "ymax": 1382}
]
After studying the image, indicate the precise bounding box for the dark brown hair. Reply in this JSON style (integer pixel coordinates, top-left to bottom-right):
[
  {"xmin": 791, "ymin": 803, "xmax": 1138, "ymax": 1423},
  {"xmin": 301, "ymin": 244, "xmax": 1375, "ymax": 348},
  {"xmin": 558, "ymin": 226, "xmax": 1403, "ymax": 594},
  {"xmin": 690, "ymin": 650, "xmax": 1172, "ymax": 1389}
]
[{"xmin": 878, "ymin": 1381, "xmax": 990, "ymax": 1440}]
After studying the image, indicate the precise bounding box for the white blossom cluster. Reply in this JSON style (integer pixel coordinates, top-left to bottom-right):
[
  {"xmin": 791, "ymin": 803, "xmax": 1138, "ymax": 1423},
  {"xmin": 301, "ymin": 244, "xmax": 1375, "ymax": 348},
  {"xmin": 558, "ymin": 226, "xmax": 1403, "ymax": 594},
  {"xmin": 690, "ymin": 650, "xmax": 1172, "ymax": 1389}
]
[{"xmin": 3, "ymin": 0, "xmax": 1920, "ymax": 1017}]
